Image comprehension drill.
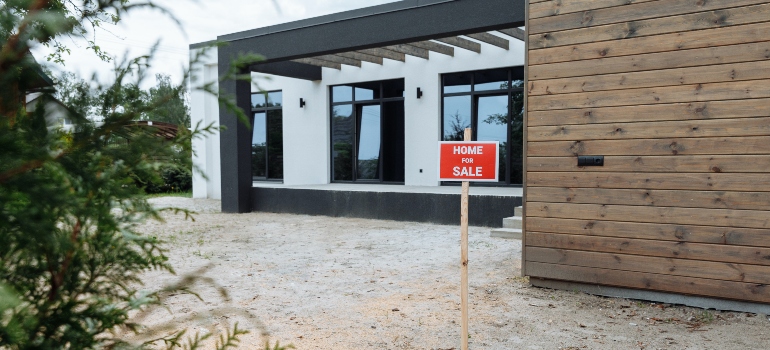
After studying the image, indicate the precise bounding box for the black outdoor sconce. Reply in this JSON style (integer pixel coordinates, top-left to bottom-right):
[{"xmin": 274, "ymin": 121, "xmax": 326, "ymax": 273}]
[
  {"xmin": 417, "ymin": 87, "xmax": 423, "ymax": 99},
  {"xmin": 299, "ymin": 98, "xmax": 306, "ymax": 108}
]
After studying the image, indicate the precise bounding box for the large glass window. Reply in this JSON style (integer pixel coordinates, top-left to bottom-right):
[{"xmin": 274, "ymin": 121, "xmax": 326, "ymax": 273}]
[
  {"xmin": 442, "ymin": 67, "xmax": 524, "ymax": 185},
  {"xmin": 251, "ymin": 90, "xmax": 283, "ymax": 181},
  {"xmin": 331, "ymin": 79, "xmax": 405, "ymax": 183}
]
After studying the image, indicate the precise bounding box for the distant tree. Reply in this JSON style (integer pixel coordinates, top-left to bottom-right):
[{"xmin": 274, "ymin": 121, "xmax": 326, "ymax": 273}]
[
  {"xmin": 145, "ymin": 74, "xmax": 190, "ymax": 127},
  {"xmin": 52, "ymin": 72, "xmax": 94, "ymax": 117},
  {"xmin": 444, "ymin": 111, "xmax": 470, "ymax": 141}
]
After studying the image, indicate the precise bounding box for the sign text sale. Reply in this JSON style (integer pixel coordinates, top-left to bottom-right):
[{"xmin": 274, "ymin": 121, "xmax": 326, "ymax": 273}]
[{"xmin": 437, "ymin": 141, "xmax": 499, "ymax": 182}]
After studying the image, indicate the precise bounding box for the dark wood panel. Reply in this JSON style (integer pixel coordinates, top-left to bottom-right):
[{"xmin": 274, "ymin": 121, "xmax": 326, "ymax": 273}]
[
  {"xmin": 528, "ymin": 155, "xmax": 770, "ymax": 173},
  {"xmin": 525, "ymin": 262, "xmax": 770, "ymax": 303},
  {"xmin": 526, "ymin": 247, "xmax": 770, "ymax": 284},
  {"xmin": 529, "ymin": 0, "xmax": 657, "ymax": 20},
  {"xmin": 527, "ymin": 136, "xmax": 770, "ymax": 157},
  {"xmin": 529, "ymin": 60, "xmax": 770, "ymax": 96},
  {"xmin": 527, "ymin": 187, "xmax": 770, "ymax": 211},
  {"xmin": 529, "ymin": 80, "xmax": 770, "ymax": 111},
  {"xmin": 526, "ymin": 232, "xmax": 770, "ymax": 265},
  {"xmin": 527, "ymin": 172, "xmax": 770, "ymax": 192},
  {"xmin": 529, "ymin": 0, "xmax": 769, "ymax": 35},
  {"xmin": 529, "ymin": 117, "xmax": 770, "ymax": 141},
  {"xmin": 527, "ymin": 201, "xmax": 770, "ymax": 229},
  {"xmin": 528, "ymin": 99, "xmax": 770, "ymax": 127},
  {"xmin": 530, "ymin": 41, "xmax": 770, "ymax": 81},
  {"xmin": 526, "ymin": 216, "xmax": 770, "ymax": 247},
  {"xmin": 529, "ymin": 22, "xmax": 770, "ymax": 67}
]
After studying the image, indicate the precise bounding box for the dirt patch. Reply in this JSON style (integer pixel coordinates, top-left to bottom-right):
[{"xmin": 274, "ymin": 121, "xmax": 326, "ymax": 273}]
[{"xmin": 133, "ymin": 197, "xmax": 770, "ymax": 349}]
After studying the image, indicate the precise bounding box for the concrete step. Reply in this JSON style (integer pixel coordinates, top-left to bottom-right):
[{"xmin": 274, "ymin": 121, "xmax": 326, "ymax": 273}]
[
  {"xmin": 514, "ymin": 206, "xmax": 522, "ymax": 217},
  {"xmin": 490, "ymin": 228, "xmax": 522, "ymax": 240},
  {"xmin": 502, "ymin": 216, "xmax": 522, "ymax": 229}
]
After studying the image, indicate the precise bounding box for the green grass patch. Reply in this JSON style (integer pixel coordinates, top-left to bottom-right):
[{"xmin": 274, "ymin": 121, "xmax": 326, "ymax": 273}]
[{"xmin": 144, "ymin": 190, "xmax": 192, "ymax": 199}]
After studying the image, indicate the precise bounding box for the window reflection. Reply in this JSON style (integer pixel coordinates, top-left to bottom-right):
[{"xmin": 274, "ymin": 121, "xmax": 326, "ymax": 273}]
[
  {"xmin": 267, "ymin": 91, "xmax": 282, "ymax": 107},
  {"xmin": 477, "ymin": 95, "xmax": 508, "ymax": 182},
  {"xmin": 332, "ymin": 105, "xmax": 354, "ymax": 181},
  {"xmin": 330, "ymin": 79, "xmax": 405, "ymax": 183},
  {"xmin": 251, "ymin": 112, "xmax": 267, "ymax": 178},
  {"xmin": 251, "ymin": 93, "xmax": 267, "ymax": 108},
  {"xmin": 441, "ymin": 67, "xmax": 525, "ymax": 185},
  {"xmin": 443, "ymin": 96, "xmax": 471, "ymax": 141},
  {"xmin": 443, "ymin": 72, "xmax": 472, "ymax": 94},
  {"xmin": 357, "ymin": 105, "xmax": 381, "ymax": 180},
  {"xmin": 354, "ymin": 81, "xmax": 380, "ymax": 101},
  {"xmin": 251, "ymin": 91, "xmax": 283, "ymax": 180},
  {"xmin": 475, "ymin": 69, "xmax": 509, "ymax": 91},
  {"xmin": 332, "ymin": 85, "xmax": 353, "ymax": 103},
  {"xmin": 510, "ymin": 92, "xmax": 524, "ymax": 184}
]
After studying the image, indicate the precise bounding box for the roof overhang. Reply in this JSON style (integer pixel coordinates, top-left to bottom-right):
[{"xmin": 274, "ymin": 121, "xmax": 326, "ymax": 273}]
[{"xmin": 193, "ymin": 0, "xmax": 525, "ymax": 80}]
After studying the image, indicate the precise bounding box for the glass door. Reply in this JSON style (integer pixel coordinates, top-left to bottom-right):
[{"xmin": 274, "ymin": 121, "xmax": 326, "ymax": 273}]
[
  {"xmin": 330, "ymin": 79, "xmax": 405, "ymax": 183},
  {"xmin": 475, "ymin": 94, "xmax": 509, "ymax": 184},
  {"xmin": 356, "ymin": 104, "xmax": 382, "ymax": 181}
]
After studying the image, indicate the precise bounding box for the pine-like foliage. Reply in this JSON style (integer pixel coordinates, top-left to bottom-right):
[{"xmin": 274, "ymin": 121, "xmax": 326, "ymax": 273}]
[{"xmin": 0, "ymin": 1, "xmax": 276, "ymax": 349}]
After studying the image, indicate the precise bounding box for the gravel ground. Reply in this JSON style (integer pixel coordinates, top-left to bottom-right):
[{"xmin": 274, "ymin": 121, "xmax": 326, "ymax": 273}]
[{"xmin": 130, "ymin": 197, "xmax": 770, "ymax": 349}]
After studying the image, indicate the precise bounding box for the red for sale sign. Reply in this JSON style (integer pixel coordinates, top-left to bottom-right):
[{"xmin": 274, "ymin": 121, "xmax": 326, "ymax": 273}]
[{"xmin": 438, "ymin": 141, "xmax": 499, "ymax": 181}]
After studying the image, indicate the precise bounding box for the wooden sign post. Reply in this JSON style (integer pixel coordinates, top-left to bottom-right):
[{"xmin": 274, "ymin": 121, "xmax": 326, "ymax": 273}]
[
  {"xmin": 437, "ymin": 128, "xmax": 499, "ymax": 350},
  {"xmin": 460, "ymin": 128, "xmax": 471, "ymax": 350}
]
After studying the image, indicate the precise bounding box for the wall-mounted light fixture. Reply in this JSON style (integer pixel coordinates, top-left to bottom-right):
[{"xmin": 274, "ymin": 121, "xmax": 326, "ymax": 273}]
[
  {"xmin": 416, "ymin": 87, "xmax": 423, "ymax": 99},
  {"xmin": 300, "ymin": 98, "xmax": 306, "ymax": 108}
]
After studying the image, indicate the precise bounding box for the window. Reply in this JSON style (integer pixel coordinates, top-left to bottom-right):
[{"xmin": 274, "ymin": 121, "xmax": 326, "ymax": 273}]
[
  {"xmin": 251, "ymin": 91, "xmax": 283, "ymax": 180},
  {"xmin": 442, "ymin": 67, "xmax": 524, "ymax": 185},
  {"xmin": 330, "ymin": 79, "xmax": 405, "ymax": 183}
]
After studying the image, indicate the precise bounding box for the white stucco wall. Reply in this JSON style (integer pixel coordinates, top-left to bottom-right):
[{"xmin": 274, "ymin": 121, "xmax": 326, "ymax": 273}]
[
  {"xmin": 190, "ymin": 34, "xmax": 525, "ymax": 197},
  {"xmin": 190, "ymin": 48, "xmax": 221, "ymax": 199}
]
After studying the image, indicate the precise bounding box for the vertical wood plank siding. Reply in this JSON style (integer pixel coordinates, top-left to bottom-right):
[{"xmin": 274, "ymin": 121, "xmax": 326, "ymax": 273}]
[{"xmin": 525, "ymin": 0, "xmax": 770, "ymax": 303}]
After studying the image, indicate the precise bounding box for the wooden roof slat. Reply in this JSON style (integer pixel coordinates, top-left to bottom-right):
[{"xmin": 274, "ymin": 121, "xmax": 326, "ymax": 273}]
[
  {"xmin": 465, "ymin": 32, "xmax": 509, "ymax": 50},
  {"xmin": 497, "ymin": 28, "xmax": 525, "ymax": 41},
  {"xmin": 314, "ymin": 54, "xmax": 362, "ymax": 67},
  {"xmin": 435, "ymin": 36, "xmax": 481, "ymax": 53},
  {"xmin": 291, "ymin": 58, "xmax": 341, "ymax": 70},
  {"xmin": 356, "ymin": 48, "xmax": 406, "ymax": 62},
  {"xmin": 336, "ymin": 52, "xmax": 383, "ymax": 65},
  {"xmin": 407, "ymin": 41, "xmax": 454, "ymax": 56},
  {"xmin": 384, "ymin": 44, "xmax": 429, "ymax": 59}
]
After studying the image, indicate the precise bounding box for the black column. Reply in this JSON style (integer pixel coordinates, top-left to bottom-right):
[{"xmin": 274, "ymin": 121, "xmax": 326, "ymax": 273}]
[{"xmin": 218, "ymin": 47, "xmax": 253, "ymax": 213}]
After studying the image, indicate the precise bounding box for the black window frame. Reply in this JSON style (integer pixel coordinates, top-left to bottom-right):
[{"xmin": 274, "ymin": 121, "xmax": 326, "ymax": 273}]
[
  {"xmin": 251, "ymin": 90, "xmax": 284, "ymax": 182},
  {"xmin": 329, "ymin": 79, "xmax": 405, "ymax": 184},
  {"xmin": 441, "ymin": 67, "xmax": 525, "ymax": 187}
]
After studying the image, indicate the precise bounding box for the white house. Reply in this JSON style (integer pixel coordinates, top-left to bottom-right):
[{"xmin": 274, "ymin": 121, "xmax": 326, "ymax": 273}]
[{"xmin": 189, "ymin": 0, "xmax": 525, "ymax": 226}]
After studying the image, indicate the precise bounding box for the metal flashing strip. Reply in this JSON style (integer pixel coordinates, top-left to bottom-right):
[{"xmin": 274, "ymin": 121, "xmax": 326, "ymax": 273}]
[{"xmin": 189, "ymin": 40, "xmax": 217, "ymax": 50}]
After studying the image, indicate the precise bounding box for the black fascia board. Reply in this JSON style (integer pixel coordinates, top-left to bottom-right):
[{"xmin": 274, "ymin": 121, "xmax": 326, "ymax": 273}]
[
  {"xmin": 215, "ymin": 0, "xmax": 525, "ymax": 66},
  {"xmin": 250, "ymin": 61, "xmax": 322, "ymax": 81}
]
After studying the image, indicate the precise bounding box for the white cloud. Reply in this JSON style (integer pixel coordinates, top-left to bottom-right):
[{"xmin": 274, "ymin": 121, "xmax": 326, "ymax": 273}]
[{"xmin": 33, "ymin": 0, "xmax": 398, "ymax": 86}]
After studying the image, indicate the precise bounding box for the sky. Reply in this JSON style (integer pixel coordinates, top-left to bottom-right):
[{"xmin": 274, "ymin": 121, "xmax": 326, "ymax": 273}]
[{"xmin": 32, "ymin": 0, "xmax": 400, "ymax": 87}]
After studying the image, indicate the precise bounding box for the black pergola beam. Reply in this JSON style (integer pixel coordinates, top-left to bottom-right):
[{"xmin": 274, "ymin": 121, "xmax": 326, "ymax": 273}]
[{"xmin": 218, "ymin": 0, "xmax": 524, "ymax": 65}]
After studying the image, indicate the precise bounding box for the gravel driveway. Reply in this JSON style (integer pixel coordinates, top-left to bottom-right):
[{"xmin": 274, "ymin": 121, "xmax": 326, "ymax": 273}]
[{"xmin": 129, "ymin": 197, "xmax": 770, "ymax": 349}]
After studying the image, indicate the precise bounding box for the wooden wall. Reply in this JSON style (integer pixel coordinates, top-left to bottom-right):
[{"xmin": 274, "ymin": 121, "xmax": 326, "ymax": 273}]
[{"xmin": 524, "ymin": 0, "xmax": 770, "ymax": 303}]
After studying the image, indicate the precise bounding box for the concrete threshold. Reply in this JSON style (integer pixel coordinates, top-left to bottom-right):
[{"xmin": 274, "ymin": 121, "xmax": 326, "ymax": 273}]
[{"xmin": 531, "ymin": 278, "xmax": 770, "ymax": 315}]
